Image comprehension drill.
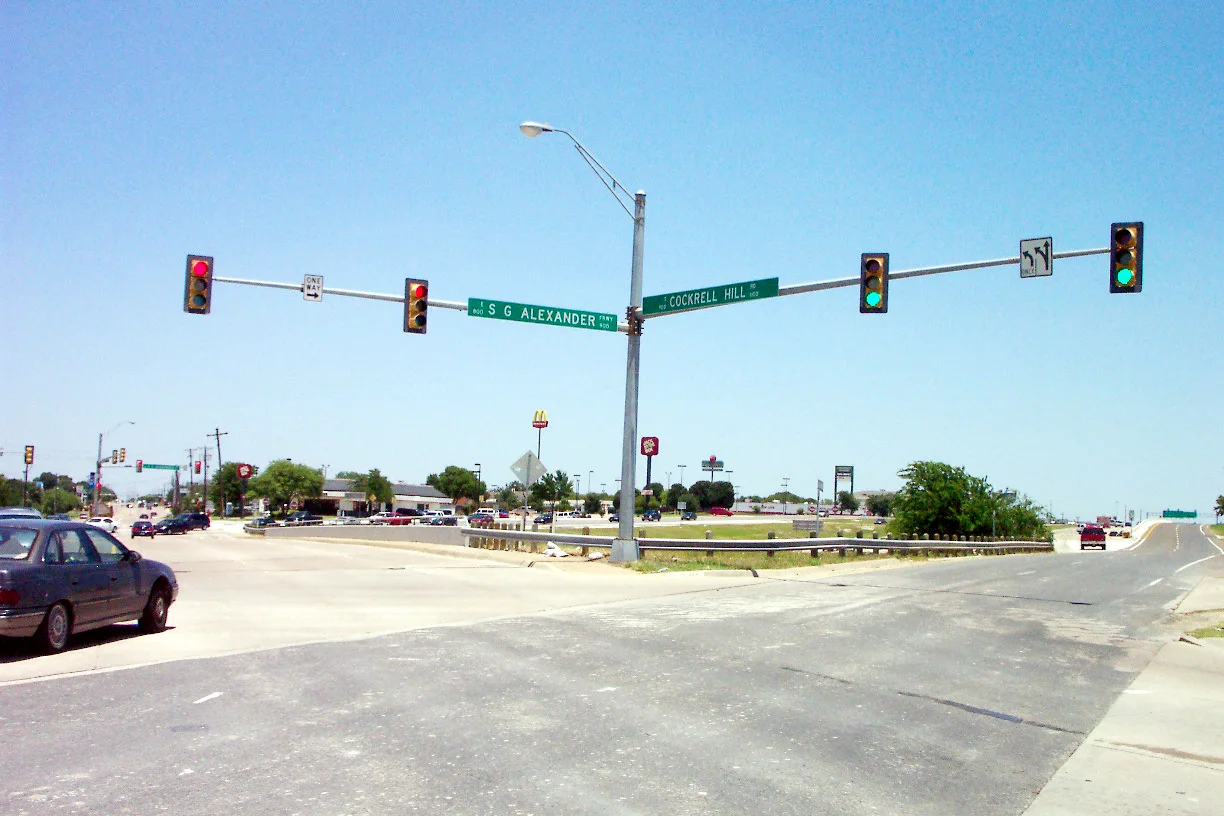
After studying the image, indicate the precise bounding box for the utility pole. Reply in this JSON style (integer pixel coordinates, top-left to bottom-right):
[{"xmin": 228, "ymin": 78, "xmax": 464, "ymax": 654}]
[
  {"xmin": 209, "ymin": 428, "xmax": 228, "ymax": 514},
  {"xmin": 203, "ymin": 447, "xmax": 210, "ymax": 514}
]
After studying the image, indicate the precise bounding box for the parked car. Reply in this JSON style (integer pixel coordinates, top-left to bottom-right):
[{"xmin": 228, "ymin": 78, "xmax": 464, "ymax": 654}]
[
  {"xmin": 388, "ymin": 509, "xmax": 426, "ymax": 526},
  {"xmin": 469, "ymin": 513, "xmax": 497, "ymax": 528},
  {"xmin": 154, "ymin": 517, "xmax": 193, "ymax": 535},
  {"xmin": 88, "ymin": 517, "xmax": 118, "ymax": 533},
  {"xmin": 533, "ymin": 513, "xmax": 553, "ymax": 524},
  {"xmin": 429, "ymin": 515, "xmax": 458, "ymax": 526},
  {"xmin": 0, "ymin": 519, "xmax": 178, "ymax": 653},
  {"xmin": 244, "ymin": 516, "xmax": 279, "ymax": 529},
  {"xmin": 680, "ymin": 510, "xmax": 697, "ymax": 520},
  {"xmin": 367, "ymin": 511, "xmax": 396, "ymax": 525},
  {"xmin": 130, "ymin": 520, "xmax": 157, "ymax": 538},
  {"xmin": 284, "ymin": 511, "xmax": 323, "ymax": 526},
  {"xmin": 642, "ymin": 509, "xmax": 661, "ymax": 521},
  {"xmin": 709, "ymin": 506, "xmax": 734, "ymax": 516}
]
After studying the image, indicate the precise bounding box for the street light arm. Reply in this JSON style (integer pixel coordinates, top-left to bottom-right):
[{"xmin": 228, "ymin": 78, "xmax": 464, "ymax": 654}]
[{"xmin": 520, "ymin": 122, "xmax": 636, "ymax": 220}]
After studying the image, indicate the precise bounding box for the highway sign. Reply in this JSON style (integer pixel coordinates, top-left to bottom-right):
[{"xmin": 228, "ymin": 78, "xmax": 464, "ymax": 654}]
[
  {"xmin": 1162, "ymin": 509, "xmax": 1197, "ymax": 519},
  {"xmin": 141, "ymin": 463, "xmax": 181, "ymax": 471},
  {"xmin": 303, "ymin": 275, "xmax": 324, "ymax": 301},
  {"xmin": 643, "ymin": 277, "xmax": 779, "ymax": 316},
  {"xmin": 468, "ymin": 298, "xmax": 617, "ymax": 332},
  {"xmin": 1019, "ymin": 238, "xmax": 1053, "ymax": 278}
]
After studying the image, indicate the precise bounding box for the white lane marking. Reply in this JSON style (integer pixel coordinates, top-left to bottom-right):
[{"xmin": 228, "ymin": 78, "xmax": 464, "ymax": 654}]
[
  {"xmin": 1174, "ymin": 555, "xmax": 1221, "ymax": 574},
  {"xmin": 1143, "ymin": 578, "xmax": 1164, "ymax": 589},
  {"xmin": 1201, "ymin": 525, "xmax": 1224, "ymax": 555},
  {"xmin": 1017, "ymin": 570, "xmax": 1036, "ymax": 576},
  {"xmin": 192, "ymin": 691, "xmax": 223, "ymax": 705}
]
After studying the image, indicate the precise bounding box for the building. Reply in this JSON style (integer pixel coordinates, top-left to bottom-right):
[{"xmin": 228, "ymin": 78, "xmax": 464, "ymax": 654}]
[{"xmin": 305, "ymin": 479, "xmax": 452, "ymax": 516}]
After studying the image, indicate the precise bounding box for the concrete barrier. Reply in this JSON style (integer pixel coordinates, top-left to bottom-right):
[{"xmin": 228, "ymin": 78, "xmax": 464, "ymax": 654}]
[{"xmin": 259, "ymin": 524, "xmax": 465, "ymax": 547}]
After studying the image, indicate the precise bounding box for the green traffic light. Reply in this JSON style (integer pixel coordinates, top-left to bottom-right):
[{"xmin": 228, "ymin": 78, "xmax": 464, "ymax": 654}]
[
  {"xmin": 865, "ymin": 291, "xmax": 882, "ymax": 307},
  {"xmin": 1115, "ymin": 268, "xmax": 1134, "ymax": 286}
]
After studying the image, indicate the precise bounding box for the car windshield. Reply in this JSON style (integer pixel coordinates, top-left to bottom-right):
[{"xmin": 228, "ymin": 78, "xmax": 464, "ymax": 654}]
[{"xmin": 0, "ymin": 528, "xmax": 38, "ymax": 560}]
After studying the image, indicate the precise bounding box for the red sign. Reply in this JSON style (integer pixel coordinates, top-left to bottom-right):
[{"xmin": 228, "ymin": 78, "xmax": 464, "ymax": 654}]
[
  {"xmin": 640, "ymin": 437, "xmax": 659, "ymax": 457},
  {"xmin": 532, "ymin": 409, "xmax": 549, "ymax": 429},
  {"xmin": 709, "ymin": 455, "xmax": 717, "ymax": 463},
  {"xmin": 236, "ymin": 463, "xmax": 253, "ymax": 479}
]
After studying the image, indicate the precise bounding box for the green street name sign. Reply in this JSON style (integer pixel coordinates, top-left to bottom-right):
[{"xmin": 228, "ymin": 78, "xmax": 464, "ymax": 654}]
[
  {"xmin": 142, "ymin": 464, "xmax": 180, "ymax": 471},
  {"xmin": 1162, "ymin": 509, "xmax": 1197, "ymax": 519},
  {"xmin": 643, "ymin": 277, "xmax": 779, "ymax": 317},
  {"xmin": 467, "ymin": 298, "xmax": 618, "ymax": 332}
]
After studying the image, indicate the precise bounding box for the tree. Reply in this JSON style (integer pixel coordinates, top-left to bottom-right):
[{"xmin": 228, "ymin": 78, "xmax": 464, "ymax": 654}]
[
  {"xmin": 333, "ymin": 470, "xmax": 363, "ymax": 480},
  {"xmin": 1215, "ymin": 495, "xmax": 1224, "ymax": 523},
  {"xmin": 767, "ymin": 490, "xmax": 804, "ymax": 504},
  {"xmin": 665, "ymin": 483, "xmax": 686, "ymax": 509},
  {"xmin": 352, "ymin": 468, "xmax": 394, "ymax": 508},
  {"xmin": 866, "ymin": 493, "xmax": 894, "ymax": 517},
  {"xmin": 890, "ymin": 461, "xmax": 1048, "ymax": 539},
  {"xmin": 584, "ymin": 493, "xmax": 603, "ymax": 516},
  {"xmin": 643, "ymin": 481, "xmax": 665, "ymax": 510},
  {"xmin": 427, "ymin": 465, "xmax": 486, "ymax": 505},
  {"xmin": 837, "ymin": 491, "xmax": 860, "ymax": 513},
  {"xmin": 36, "ymin": 472, "xmax": 59, "ymax": 490},
  {"xmin": 209, "ymin": 462, "xmax": 257, "ymax": 515},
  {"xmin": 497, "ymin": 482, "xmax": 523, "ymax": 510},
  {"xmin": 39, "ymin": 488, "xmax": 81, "ymax": 515},
  {"xmin": 529, "ymin": 470, "xmax": 574, "ymax": 510},
  {"xmin": 248, "ymin": 460, "xmax": 324, "ymax": 515}
]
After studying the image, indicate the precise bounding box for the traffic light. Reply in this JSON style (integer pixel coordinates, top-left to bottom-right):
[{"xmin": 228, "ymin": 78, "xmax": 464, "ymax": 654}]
[
  {"xmin": 184, "ymin": 254, "xmax": 214, "ymax": 314},
  {"xmin": 136, "ymin": 460, "xmax": 143, "ymax": 473},
  {"xmin": 859, "ymin": 253, "xmax": 889, "ymax": 313},
  {"xmin": 404, "ymin": 278, "xmax": 428, "ymax": 334},
  {"xmin": 1109, "ymin": 222, "xmax": 1143, "ymax": 293},
  {"xmin": 194, "ymin": 461, "xmax": 202, "ymax": 474},
  {"xmin": 24, "ymin": 445, "xmax": 34, "ymax": 465},
  {"xmin": 111, "ymin": 449, "xmax": 119, "ymax": 465},
  {"xmin": 119, "ymin": 448, "xmax": 126, "ymax": 463}
]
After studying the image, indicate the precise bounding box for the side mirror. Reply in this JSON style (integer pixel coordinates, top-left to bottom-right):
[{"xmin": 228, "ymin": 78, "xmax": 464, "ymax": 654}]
[{"xmin": 125, "ymin": 550, "xmax": 143, "ymax": 563}]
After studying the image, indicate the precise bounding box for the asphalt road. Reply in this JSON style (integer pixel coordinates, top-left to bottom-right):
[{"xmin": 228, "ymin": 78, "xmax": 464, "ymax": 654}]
[{"xmin": 2, "ymin": 521, "xmax": 1220, "ymax": 815}]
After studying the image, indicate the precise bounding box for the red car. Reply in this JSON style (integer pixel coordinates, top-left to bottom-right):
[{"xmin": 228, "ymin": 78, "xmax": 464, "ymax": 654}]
[{"xmin": 709, "ymin": 506, "xmax": 734, "ymax": 516}]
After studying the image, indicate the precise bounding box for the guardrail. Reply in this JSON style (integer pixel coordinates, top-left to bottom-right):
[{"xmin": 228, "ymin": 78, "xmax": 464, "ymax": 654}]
[{"xmin": 460, "ymin": 528, "xmax": 1053, "ymax": 557}]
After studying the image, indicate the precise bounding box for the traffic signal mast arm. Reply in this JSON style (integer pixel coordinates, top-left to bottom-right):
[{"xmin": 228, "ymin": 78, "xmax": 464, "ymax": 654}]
[
  {"xmin": 206, "ymin": 274, "xmax": 635, "ymax": 332},
  {"xmin": 639, "ymin": 245, "xmax": 1110, "ymax": 319}
]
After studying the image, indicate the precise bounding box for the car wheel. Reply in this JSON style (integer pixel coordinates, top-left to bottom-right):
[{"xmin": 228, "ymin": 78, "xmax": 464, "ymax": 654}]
[
  {"xmin": 36, "ymin": 602, "xmax": 72, "ymax": 653},
  {"xmin": 139, "ymin": 585, "xmax": 171, "ymax": 634}
]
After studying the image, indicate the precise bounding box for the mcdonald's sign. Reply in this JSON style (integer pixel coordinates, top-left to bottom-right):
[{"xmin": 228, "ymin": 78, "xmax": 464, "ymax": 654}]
[{"xmin": 532, "ymin": 410, "xmax": 549, "ymax": 429}]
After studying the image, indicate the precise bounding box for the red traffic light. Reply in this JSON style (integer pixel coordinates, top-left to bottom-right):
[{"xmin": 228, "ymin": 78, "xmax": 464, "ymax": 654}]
[
  {"xmin": 184, "ymin": 254, "xmax": 214, "ymax": 314},
  {"xmin": 404, "ymin": 278, "xmax": 429, "ymax": 334},
  {"xmin": 136, "ymin": 460, "xmax": 143, "ymax": 473}
]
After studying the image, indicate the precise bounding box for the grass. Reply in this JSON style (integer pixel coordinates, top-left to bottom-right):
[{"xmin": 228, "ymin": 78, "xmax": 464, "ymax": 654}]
[
  {"xmin": 625, "ymin": 547, "xmax": 904, "ymax": 573},
  {"xmin": 1189, "ymin": 618, "xmax": 1224, "ymax": 639},
  {"xmin": 1210, "ymin": 524, "xmax": 1224, "ymax": 537}
]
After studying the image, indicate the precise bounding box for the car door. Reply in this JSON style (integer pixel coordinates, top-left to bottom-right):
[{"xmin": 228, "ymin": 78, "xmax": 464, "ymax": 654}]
[
  {"xmin": 81, "ymin": 528, "xmax": 142, "ymax": 620},
  {"xmin": 47, "ymin": 530, "xmax": 109, "ymax": 626}
]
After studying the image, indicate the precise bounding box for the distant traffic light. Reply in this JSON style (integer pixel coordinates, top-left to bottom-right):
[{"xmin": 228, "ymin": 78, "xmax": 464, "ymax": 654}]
[
  {"xmin": 859, "ymin": 253, "xmax": 889, "ymax": 313},
  {"xmin": 111, "ymin": 449, "xmax": 119, "ymax": 465},
  {"xmin": 184, "ymin": 254, "xmax": 214, "ymax": 314},
  {"xmin": 404, "ymin": 279, "xmax": 428, "ymax": 334},
  {"xmin": 1109, "ymin": 222, "xmax": 1143, "ymax": 293},
  {"xmin": 24, "ymin": 445, "xmax": 34, "ymax": 465},
  {"xmin": 119, "ymin": 447, "xmax": 126, "ymax": 463},
  {"xmin": 136, "ymin": 459, "xmax": 143, "ymax": 473},
  {"xmin": 194, "ymin": 461, "xmax": 202, "ymax": 474}
]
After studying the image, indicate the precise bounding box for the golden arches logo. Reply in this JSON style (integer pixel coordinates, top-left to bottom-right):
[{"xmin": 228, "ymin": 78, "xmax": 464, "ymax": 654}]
[{"xmin": 532, "ymin": 410, "xmax": 549, "ymax": 429}]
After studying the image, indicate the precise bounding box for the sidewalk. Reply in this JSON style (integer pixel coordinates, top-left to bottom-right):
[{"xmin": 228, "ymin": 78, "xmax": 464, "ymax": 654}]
[{"xmin": 1023, "ymin": 577, "xmax": 1224, "ymax": 815}]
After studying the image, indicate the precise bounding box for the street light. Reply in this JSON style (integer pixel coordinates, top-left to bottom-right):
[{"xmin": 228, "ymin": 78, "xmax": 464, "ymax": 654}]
[
  {"xmin": 522, "ymin": 121, "xmax": 645, "ymax": 562},
  {"xmin": 95, "ymin": 420, "xmax": 134, "ymax": 512}
]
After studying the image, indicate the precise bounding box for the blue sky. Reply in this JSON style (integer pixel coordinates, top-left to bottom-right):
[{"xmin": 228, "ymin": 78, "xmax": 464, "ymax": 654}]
[{"xmin": 3, "ymin": 1, "xmax": 1221, "ymax": 520}]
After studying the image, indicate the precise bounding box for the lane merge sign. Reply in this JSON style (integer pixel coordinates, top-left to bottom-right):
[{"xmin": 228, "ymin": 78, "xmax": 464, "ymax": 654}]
[
  {"xmin": 643, "ymin": 277, "xmax": 779, "ymax": 317},
  {"xmin": 468, "ymin": 298, "xmax": 618, "ymax": 332}
]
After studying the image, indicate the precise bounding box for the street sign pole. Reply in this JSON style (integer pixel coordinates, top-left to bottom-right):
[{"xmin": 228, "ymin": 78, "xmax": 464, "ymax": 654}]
[{"xmin": 613, "ymin": 192, "xmax": 646, "ymax": 563}]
